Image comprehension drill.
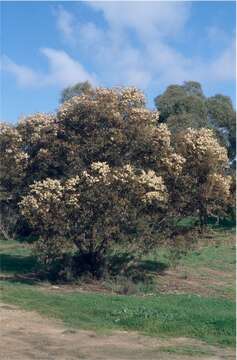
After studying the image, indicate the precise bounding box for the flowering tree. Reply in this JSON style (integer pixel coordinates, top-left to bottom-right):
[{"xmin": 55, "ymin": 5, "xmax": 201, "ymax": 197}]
[
  {"xmin": 0, "ymin": 124, "xmax": 28, "ymax": 197},
  {"xmin": 55, "ymin": 86, "xmax": 187, "ymax": 208},
  {"xmin": 17, "ymin": 113, "xmax": 61, "ymax": 184},
  {"xmin": 176, "ymin": 128, "xmax": 231, "ymax": 225},
  {"xmin": 0, "ymin": 124, "xmax": 29, "ymax": 237},
  {"xmin": 0, "ymin": 86, "xmax": 233, "ymax": 276},
  {"xmin": 20, "ymin": 162, "xmax": 168, "ymax": 277}
]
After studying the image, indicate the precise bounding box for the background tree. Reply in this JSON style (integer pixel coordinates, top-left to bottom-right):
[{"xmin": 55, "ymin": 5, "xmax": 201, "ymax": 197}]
[
  {"xmin": 206, "ymin": 94, "xmax": 236, "ymax": 164},
  {"xmin": 60, "ymin": 81, "xmax": 94, "ymax": 103},
  {"xmin": 154, "ymin": 82, "xmax": 207, "ymax": 126},
  {"xmin": 182, "ymin": 81, "xmax": 204, "ymax": 97},
  {"xmin": 154, "ymin": 81, "xmax": 236, "ymax": 163}
]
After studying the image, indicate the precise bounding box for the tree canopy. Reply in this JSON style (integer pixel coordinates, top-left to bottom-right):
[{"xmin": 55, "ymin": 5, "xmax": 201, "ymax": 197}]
[
  {"xmin": 154, "ymin": 81, "xmax": 236, "ymax": 163},
  {"xmin": 0, "ymin": 85, "xmax": 234, "ymax": 278},
  {"xmin": 60, "ymin": 81, "xmax": 94, "ymax": 103}
]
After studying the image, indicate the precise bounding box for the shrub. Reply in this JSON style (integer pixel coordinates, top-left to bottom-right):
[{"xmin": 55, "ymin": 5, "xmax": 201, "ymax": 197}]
[
  {"xmin": 20, "ymin": 162, "xmax": 168, "ymax": 278},
  {"xmin": 0, "ymin": 86, "xmax": 233, "ymax": 279}
]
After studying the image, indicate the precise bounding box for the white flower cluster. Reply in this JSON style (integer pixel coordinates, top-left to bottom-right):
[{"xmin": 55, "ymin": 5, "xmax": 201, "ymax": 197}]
[
  {"xmin": 181, "ymin": 128, "xmax": 228, "ymax": 165},
  {"xmin": 1, "ymin": 123, "xmax": 18, "ymax": 135},
  {"xmin": 57, "ymin": 96, "xmax": 85, "ymax": 120},
  {"xmin": 91, "ymin": 161, "xmax": 110, "ymax": 176},
  {"xmin": 153, "ymin": 124, "xmax": 171, "ymax": 148},
  {"xmin": 58, "ymin": 89, "xmax": 118, "ymax": 121},
  {"xmin": 57, "ymin": 176, "xmax": 81, "ymax": 208},
  {"xmin": 20, "ymin": 178, "xmax": 64, "ymax": 225},
  {"xmin": 0, "ymin": 123, "xmax": 29, "ymax": 170},
  {"xmin": 65, "ymin": 176, "xmax": 81, "ymax": 190},
  {"xmin": 0, "ymin": 123, "xmax": 23, "ymax": 145},
  {"xmin": 139, "ymin": 170, "xmax": 168, "ymax": 203},
  {"xmin": 94, "ymin": 88, "xmax": 118, "ymax": 104},
  {"xmin": 57, "ymin": 87, "xmax": 147, "ymax": 123},
  {"xmin": 119, "ymin": 87, "xmax": 146, "ymax": 108},
  {"xmin": 206, "ymin": 173, "xmax": 232, "ymax": 198},
  {"xmin": 127, "ymin": 108, "xmax": 159, "ymax": 126},
  {"xmin": 18, "ymin": 113, "xmax": 56, "ymax": 142},
  {"xmin": 162, "ymin": 153, "xmax": 186, "ymax": 175},
  {"xmin": 14, "ymin": 151, "xmax": 29, "ymax": 165},
  {"xmin": 143, "ymin": 191, "xmax": 167, "ymax": 204}
]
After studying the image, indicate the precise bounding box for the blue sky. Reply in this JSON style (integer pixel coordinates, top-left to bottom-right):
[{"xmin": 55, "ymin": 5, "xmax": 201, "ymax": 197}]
[{"xmin": 1, "ymin": 1, "xmax": 236, "ymax": 123}]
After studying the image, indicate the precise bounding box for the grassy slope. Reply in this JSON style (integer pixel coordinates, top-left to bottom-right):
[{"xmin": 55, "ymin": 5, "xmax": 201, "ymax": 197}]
[{"xmin": 0, "ymin": 229, "xmax": 236, "ymax": 347}]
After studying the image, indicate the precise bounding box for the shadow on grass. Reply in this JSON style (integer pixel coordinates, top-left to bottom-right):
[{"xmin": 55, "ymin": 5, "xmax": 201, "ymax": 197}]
[
  {"xmin": 108, "ymin": 253, "xmax": 168, "ymax": 282},
  {"xmin": 0, "ymin": 251, "xmax": 169, "ymax": 286},
  {"xmin": 138, "ymin": 259, "xmax": 168, "ymax": 273},
  {"xmin": 0, "ymin": 274, "xmax": 40, "ymax": 285},
  {"xmin": 0, "ymin": 253, "xmax": 37, "ymax": 274},
  {"xmin": 0, "ymin": 253, "xmax": 42, "ymax": 285},
  {"xmin": 207, "ymin": 216, "xmax": 236, "ymax": 230}
]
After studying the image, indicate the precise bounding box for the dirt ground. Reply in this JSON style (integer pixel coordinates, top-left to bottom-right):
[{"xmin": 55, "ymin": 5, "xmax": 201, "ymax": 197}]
[{"xmin": 0, "ymin": 303, "xmax": 235, "ymax": 360}]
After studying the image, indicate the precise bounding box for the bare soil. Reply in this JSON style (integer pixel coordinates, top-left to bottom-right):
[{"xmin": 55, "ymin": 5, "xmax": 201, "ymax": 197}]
[{"xmin": 0, "ymin": 303, "xmax": 235, "ymax": 360}]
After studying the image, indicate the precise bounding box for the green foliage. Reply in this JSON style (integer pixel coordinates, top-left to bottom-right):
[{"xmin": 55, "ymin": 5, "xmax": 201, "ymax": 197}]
[
  {"xmin": 154, "ymin": 82, "xmax": 207, "ymax": 124},
  {"xmin": 206, "ymin": 94, "xmax": 236, "ymax": 161},
  {"xmin": 166, "ymin": 112, "xmax": 206, "ymax": 134},
  {"xmin": 182, "ymin": 81, "xmax": 204, "ymax": 97},
  {"xmin": 207, "ymin": 94, "xmax": 235, "ymax": 130},
  {"xmin": 60, "ymin": 81, "xmax": 93, "ymax": 103},
  {"xmin": 154, "ymin": 81, "xmax": 236, "ymax": 162}
]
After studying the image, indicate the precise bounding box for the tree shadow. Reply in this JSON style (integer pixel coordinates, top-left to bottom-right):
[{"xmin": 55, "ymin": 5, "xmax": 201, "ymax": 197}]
[
  {"xmin": 137, "ymin": 259, "xmax": 168, "ymax": 273},
  {"xmin": 0, "ymin": 253, "xmax": 42, "ymax": 285},
  {"xmin": 0, "ymin": 252, "xmax": 169, "ymax": 285},
  {"xmin": 0, "ymin": 273, "xmax": 40, "ymax": 285},
  {"xmin": 108, "ymin": 253, "xmax": 134, "ymax": 276},
  {"xmin": 0, "ymin": 253, "xmax": 37, "ymax": 274},
  {"xmin": 108, "ymin": 252, "xmax": 169, "ymax": 282}
]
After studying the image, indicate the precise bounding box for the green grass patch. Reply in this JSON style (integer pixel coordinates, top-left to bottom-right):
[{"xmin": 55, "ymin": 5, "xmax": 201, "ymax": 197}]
[
  {"xmin": 1, "ymin": 280, "xmax": 235, "ymax": 347},
  {"xmin": 180, "ymin": 244, "xmax": 236, "ymax": 272},
  {"xmin": 0, "ymin": 231, "xmax": 235, "ymax": 347}
]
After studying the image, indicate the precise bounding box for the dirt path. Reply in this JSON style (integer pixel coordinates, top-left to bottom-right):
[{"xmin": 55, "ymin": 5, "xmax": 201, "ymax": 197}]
[{"xmin": 0, "ymin": 303, "xmax": 235, "ymax": 360}]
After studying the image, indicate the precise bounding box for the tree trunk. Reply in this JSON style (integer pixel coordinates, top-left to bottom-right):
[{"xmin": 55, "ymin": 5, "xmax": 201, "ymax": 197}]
[{"xmin": 199, "ymin": 206, "xmax": 208, "ymax": 230}]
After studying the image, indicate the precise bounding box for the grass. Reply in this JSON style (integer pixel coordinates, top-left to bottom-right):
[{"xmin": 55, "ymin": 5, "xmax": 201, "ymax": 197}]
[
  {"xmin": 181, "ymin": 244, "xmax": 236, "ymax": 271},
  {"xmin": 0, "ymin": 228, "xmax": 236, "ymax": 347},
  {"xmin": 1, "ymin": 280, "xmax": 235, "ymax": 346}
]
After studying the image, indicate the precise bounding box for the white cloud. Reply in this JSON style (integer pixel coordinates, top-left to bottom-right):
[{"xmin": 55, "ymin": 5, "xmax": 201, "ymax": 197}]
[
  {"xmin": 1, "ymin": 55, "xmax": 40, "ymax": 86},
  {"xmin": 90, "ymin": 1, "xmax": 190, "ymax": 40},
  {"xmin": 53, "ymin": 2, "xmax": 192, "ymax": 89},
  {"xmin": 146, "ymin": 38, "xmax": 236, "ymax": 85},
  {"xmin": 207, "ymin": 40, "xmax": 236, "ymax": 82},
  {"xmin": 1, "ymin": 49, "xmax": 96, "ymax": 88},
  {"xmin": 40, "ymin": 48, "xmax": 96, "ymax": 86},
  {"xmin": 3, "ymin": 3, "xmax": 235, "ymax": 95},
  {"xmin": 54, "ymin": 5, "xmax": 75, "ymax": 42},
  {"xmin": 54, "ymin": 2, "xmax": 235, "ymax": 93}
]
